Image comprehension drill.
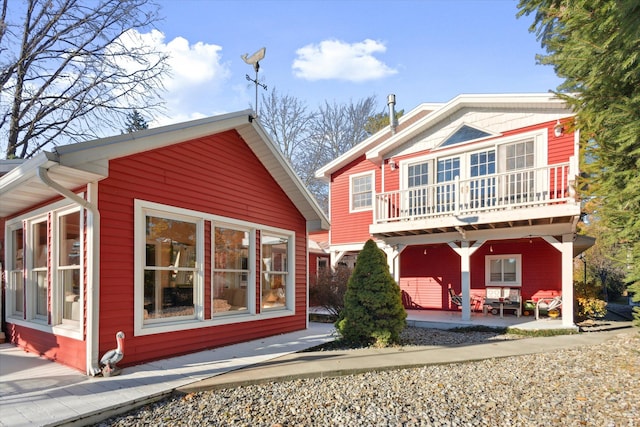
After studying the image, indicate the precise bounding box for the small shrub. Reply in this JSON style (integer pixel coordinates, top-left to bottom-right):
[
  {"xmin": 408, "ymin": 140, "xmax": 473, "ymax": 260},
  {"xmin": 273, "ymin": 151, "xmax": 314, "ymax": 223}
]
[
  {"xmin": 574, "ymin": 281, "xmax": 607, "ymax": 320},
  {"xmin": 335, "ymin": 239, "xmax": 407, "ymax": 347},
  {"xmin": 576, "ymin": 297, "xmax": 607, "ymax": 320},
  {"xmin": 309, "ymin": 265, "xmax": 351, "ymax": 319}
]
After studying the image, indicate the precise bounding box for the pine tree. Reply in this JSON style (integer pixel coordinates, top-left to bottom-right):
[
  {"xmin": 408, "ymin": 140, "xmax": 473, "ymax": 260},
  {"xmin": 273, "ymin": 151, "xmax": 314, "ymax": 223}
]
[
  {"xmin": 518, "ymin": 0, "xmax": 640, "ymax": 325},
  {"xmin": 336, "ymin": 239, "xmax": 407, "ymax": 347},
  {"xmin": 123, "ymin": 110, "xmax": 149, "ymax": 134}
]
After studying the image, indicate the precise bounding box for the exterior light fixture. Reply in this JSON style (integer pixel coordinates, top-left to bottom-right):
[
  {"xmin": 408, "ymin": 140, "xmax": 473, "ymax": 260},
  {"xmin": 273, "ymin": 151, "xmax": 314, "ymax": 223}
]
[
  {"xmin": 554, "ymin": 120, "xmax": 564, "ymax": 137},
  {"xmin": 389, "ymin": 159, "xmax": 397, "ymax": 171}
]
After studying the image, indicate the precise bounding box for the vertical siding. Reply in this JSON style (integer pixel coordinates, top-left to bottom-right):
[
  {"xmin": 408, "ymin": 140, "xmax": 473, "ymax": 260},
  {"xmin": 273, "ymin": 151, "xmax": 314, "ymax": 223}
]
[
  {"xmin": 97, "ymin": 129, "xmax": 308, "ymax": 366},
  {"xmin": 330, "ymin": 156, "xmax": 378, "ymax": 245}
]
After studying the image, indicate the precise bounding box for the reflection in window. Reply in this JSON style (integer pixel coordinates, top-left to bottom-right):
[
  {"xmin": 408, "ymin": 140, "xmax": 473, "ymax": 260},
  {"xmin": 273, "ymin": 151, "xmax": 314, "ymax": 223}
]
[
  {"xmin": 11, "ymin": 228, "xmax": 24, "ymax": 316},
  {"xmin": 59, "ymin": 211, "xmax": 81, "ymax": 322},
  {"xmin": 351, "ymin": 174, "xmax": 372, "ymax": 210},
  {"xmin": 32, "ymin": 221, "xmax": 48, "ymax": 318},
  {"xmin": 487, "ymin": 255, "xmax": 521, "ymax": 285},
  {"xmin": 144, "ymin": 216, "xmax": 197, "ymax": 320},
  {"xmin": 262, "ymin": 235, "xmax": 288, "ymax": 309},
  {"xmin": 213, "ymin": 227, "xmax": 249, "ymax": 314}
]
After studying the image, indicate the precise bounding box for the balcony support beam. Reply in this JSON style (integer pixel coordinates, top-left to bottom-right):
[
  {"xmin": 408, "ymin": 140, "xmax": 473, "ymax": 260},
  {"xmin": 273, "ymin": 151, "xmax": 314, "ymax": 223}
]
[{"xmin": 448, "ymin": 240, "xmax": 483, "ymax": 321}]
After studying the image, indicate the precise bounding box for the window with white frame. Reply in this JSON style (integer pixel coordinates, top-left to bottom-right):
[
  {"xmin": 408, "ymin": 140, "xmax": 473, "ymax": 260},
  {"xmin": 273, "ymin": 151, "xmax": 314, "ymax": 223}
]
[
  {"xmin": 8, "ymin": 225, "xmax": 24, "ymax": 317},
  {"xmin": 485, "ymin": 254, "xmax": 522, "ymax": 286},
  {"xmin": 57, "ymin": 209, "xmax": 81, "ymax": 324},
  {"xmin": 261, "ymin": 233, "xmax": 290, "ymax": 309},
  {"xmin": 5, "ymin": 202, "xmax": 83, "ymax": 336},
  {"xmin": 31, "ymin": 219, "xmax": 48, "ymax": 320},
  {"xmin": 350, "ymin": 172, "xmax": 373, "ymax": 211},
  {"xmin": 213, "ymin": 226, "xmax": 250, "ymax": 314},
  {"xmin": 142, "ymin": 212, "xmax": 200, "ymax": 322}
]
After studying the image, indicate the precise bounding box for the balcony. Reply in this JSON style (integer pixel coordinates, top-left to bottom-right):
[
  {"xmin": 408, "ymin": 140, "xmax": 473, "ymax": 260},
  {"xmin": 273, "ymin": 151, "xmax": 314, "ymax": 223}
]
[{"xmin": 372, "ymin": 163, "xmax": 580, "ymax": 238}]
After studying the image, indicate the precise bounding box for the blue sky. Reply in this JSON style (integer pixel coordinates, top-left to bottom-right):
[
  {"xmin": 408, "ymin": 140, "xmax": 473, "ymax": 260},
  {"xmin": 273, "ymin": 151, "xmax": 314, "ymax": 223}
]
[{"xmin": 148, "ymin": 0, "xmax": 561, "ymax": 126}]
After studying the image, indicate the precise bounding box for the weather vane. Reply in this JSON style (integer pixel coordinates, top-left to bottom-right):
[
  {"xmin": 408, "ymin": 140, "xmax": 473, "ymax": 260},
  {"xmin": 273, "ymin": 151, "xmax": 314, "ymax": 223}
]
[{"xmin": 242, "ymin": 47, "xmax": 267, "ymax": 119}]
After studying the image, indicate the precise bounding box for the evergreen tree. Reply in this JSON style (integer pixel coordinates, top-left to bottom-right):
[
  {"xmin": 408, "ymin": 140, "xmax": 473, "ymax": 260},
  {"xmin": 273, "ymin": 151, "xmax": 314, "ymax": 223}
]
[
  {"xmin": 336, "ymin": 239, "xmax": 406, "ymax": 347},
  {"xmin": 518, "ymin": 0, "xmax": 640, "ymax": 324},
  {"xmin": 123, "ymin": 110, "xmax": 149, "ymax": 133}
]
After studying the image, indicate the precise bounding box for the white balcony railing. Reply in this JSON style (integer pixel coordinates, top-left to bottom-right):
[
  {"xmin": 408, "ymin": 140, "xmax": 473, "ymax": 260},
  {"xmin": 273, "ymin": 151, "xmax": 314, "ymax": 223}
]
[{"xmin": 375, "ymin": 163, "xmax": 573, "ymax": 224}]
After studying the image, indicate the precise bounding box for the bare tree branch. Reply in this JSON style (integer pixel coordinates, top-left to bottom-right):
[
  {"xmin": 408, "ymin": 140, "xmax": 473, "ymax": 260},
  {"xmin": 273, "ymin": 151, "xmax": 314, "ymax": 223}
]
[{"xmin": 1, "ymin": 0, "xmax": 169, "ymax": 158}]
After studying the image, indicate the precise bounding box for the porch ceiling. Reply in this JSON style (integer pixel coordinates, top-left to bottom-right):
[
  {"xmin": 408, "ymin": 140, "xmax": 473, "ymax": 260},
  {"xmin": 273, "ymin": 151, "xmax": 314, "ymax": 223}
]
[{"xmin": 372, "ymin": 214, "xmax": 577, "ymax": 239}]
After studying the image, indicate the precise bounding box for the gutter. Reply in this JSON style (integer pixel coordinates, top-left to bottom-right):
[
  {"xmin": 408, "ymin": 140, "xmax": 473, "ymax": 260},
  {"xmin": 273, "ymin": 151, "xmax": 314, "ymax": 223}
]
[{"xmin": 37, "ymin": 167, "xmax": 102, "ymax": 376}]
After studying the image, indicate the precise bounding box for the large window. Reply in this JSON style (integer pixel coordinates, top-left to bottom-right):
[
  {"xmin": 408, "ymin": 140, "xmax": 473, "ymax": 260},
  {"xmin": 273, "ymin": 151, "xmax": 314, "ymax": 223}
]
[
  {"xmin": 350, "ymin": 172, "xmax": 373, "ymax": 211},
  {"xmin": 143, "ymin": 214, "xmax": 198, "ymax": 321},
  {"xmin": 501, "ymin": 140, "xmax": 535, "ymax": 201},
  {"xmin": 213, "ymin": 227, "xmax": 250, "ymax": 314},
  {"xmin": 9, "ymin": 226, "xmax": 24, "ymax": 317},
  {"xmin": 134, "ymin": 200, "xmax": 295, "ymax": 335},
  {"xmin": 436, "ymin": 157, "xmax": 460, "ymax": 212},
  {"xmin": 31, "ymin": 219, "xmax": 48, "ymax": 320},
  {"xmin": 57, "ymin": 210, "xmax": 81, "ymax": 323},
  {"xmin": 470, "ymin": 149, "xmax": 496, "ymax": 208},
  {"xmin": 486, "ymin": 255, "xmax": 522, "ymax": 286},
  {"xmin": 261, "ymin": 234, "xmax": 290, "ymax": 309},
  {"xmin": 407, "ymin": 161, "xmax": 430, "ymax": 215},
  {"xmin": 5, "ymin": 202, "xmax": 83, "ymax": 337}
]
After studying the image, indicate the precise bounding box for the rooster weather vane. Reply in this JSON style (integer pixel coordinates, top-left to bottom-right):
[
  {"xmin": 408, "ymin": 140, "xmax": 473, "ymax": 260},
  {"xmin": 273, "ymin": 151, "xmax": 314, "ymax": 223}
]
[{"xmin": 242, "ymin": 47, "xmax": 267, "ymax": 119}]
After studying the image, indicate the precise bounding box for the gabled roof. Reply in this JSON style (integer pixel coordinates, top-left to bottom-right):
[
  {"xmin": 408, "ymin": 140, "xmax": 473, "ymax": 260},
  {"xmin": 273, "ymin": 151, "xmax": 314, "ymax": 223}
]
[
  {"xmin": 0, "ymin": 110, "xmax": 329, "ymax": 230},
  {"xmin": 315, "ymin": 93, "xmax": 573, "ymax": 181}
]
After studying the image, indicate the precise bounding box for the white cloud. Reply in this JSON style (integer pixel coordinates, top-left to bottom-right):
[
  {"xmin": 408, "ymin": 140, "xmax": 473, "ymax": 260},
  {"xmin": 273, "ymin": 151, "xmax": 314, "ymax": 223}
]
[
  {"xmin": 119, "ymin": 29, "xmax": 233, "ymax": 126},
  {"xmin": 292, "ymin": 39, "xmax": 397, "ymax": 82}
]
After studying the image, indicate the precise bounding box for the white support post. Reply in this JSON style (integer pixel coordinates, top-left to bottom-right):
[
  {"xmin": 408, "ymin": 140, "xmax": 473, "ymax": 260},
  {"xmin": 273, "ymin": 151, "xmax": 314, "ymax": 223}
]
[
  {"xmin": 560, "ymin": 234, "xmax": 575, "ymax": 327},
  {"xmin": 448, "ymin": 241, "xmax": 482, "ymax": 321},
  {"xmin": 543, "ymin": 234, "xmax": 576, "ymax": 328}
]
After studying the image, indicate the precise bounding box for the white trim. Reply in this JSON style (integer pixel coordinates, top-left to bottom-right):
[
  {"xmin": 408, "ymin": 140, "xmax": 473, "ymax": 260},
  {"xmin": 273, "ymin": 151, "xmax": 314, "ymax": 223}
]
[
  {"xmin": 134, "ymin": 200, "xmax": 205, "ymax": 336},
  {"xmin": 485, "ymin": 254, "xmax": 522, "ymax": 286},
  {"xmin": 349, "ymin": 170, "xmax": 375, "ymax": 213},
  {"xmin": 260, "ymin": 229, "xmax": 296, "ymax": 312},
  {"xmin": 3, "ymin": 199, "xmax": 85, "ymax": 341},
  {"xmin": 133, "ymin": 199, "xmax": 298, "ymax": 337}
]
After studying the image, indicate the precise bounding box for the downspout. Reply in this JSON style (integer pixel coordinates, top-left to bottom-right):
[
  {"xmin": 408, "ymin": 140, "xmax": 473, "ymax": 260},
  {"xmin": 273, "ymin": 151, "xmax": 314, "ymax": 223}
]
[{"xmin": 37, "ymin": 167, "xmax": 102, "ymax": 376}]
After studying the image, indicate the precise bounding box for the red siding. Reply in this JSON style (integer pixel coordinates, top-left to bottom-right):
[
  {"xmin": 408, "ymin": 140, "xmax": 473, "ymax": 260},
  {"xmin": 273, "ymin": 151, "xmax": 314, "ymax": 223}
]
[
  {"xmin": 330, "ymin": 156, "xmax": 379, "ymax": 245},
  {"xmin": 7, "ymin": 323, "xmax": 86, "ymax": 372},
  {"xmin": 400, "ymin": 245, "xmax": 460, "ymax": 309},
  {"xmin": 97, "ymin": 129, "xmax": 309, "ymax": 366},
  {"xmin": 400, "ymin": 238, "xmax": 563, "ymax": 310}
]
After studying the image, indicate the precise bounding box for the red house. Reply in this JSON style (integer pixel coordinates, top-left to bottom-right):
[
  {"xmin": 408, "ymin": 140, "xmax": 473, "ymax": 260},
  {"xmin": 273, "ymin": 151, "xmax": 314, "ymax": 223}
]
[
  {"xmin": 0, "ymin": 110, "xmax": 328, "ymax": 374},
  {"xmin": 316, "ymin": 93, "xmax": 592, "ymax": 328}
]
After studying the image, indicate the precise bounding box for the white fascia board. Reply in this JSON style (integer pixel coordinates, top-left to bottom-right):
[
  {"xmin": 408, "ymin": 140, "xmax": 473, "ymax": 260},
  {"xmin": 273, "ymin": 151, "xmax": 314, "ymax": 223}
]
[
  {"xmin": 237, "ymin": 120, "xmax": 330, "ymax": 231},
  {"xmin": 0, "ymin": 152, "xmax": 58, "ymax": 194},
  {"xmin": 55, "ymin": 110, "xmax": 254, "ymax": 168},
  {"xmin": 365, "ymin": 93, "xmax": 573, "ymax": 162},
  {"xmin": 314, "ymin": 103, "xmax": 443, "ymax": 181}
]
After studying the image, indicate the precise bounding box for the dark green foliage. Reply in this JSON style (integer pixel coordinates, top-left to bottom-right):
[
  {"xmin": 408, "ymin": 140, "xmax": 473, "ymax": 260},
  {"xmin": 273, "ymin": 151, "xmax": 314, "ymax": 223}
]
[
  {"xmin": 123, "ymin": 110, "xmax": 149, "ymax": 133},
  {"xmin": 335, "ymin": 239, "xmax": 407, "ymax": 347},
  {"xmin": 518, "ymin": 0, "xmax": 640, "ymax": 325}
]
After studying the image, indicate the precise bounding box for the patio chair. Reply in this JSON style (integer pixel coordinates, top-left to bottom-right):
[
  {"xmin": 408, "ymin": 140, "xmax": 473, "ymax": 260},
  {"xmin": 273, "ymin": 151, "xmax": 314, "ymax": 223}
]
[
  {"xmin": 449, "ymin": 288, "xmax": 483, "ymax": 311},
  {"xmin": 402, "ymin": 290, "xmax": 424, "ymax": 310},
  {"xmin": 535, "ymin": 296, "xmax": 562, "ymax": 320}
]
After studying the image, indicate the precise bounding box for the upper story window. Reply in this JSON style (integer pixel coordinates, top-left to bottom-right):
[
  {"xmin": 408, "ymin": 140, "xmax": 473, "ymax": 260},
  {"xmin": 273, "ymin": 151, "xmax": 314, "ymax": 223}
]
[
  {"xmin": 441, "ymin": 124, "xmax": 493, "ymax": 148},
  {"xmin": 486, "ymin": 254, "xmax": 522, "ymax": 286},
  {"xmin": 350, "ymin": 172, "xmax": 373, "ymax": 211}
]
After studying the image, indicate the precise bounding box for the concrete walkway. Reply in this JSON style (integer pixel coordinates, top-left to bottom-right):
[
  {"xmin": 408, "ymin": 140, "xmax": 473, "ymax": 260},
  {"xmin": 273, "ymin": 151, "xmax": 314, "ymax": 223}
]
[{"xmin": 1, "ymin": 318, "xmax": 635, "ymax": 427}]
